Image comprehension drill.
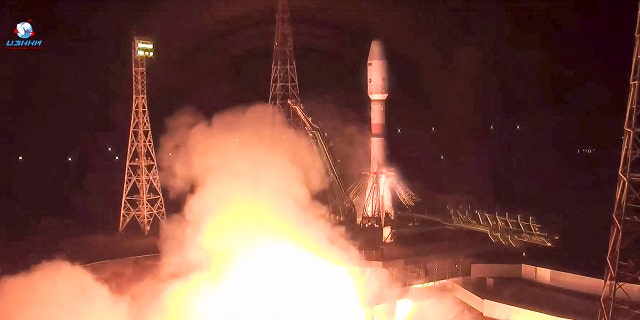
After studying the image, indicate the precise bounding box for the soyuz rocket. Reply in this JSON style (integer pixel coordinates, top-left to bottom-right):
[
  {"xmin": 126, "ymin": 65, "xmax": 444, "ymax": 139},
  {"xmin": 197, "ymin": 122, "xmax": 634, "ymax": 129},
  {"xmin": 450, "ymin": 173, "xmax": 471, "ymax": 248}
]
[{"xmin": 363, "ymin": 39, "xmax": 395, "ymax": 242}]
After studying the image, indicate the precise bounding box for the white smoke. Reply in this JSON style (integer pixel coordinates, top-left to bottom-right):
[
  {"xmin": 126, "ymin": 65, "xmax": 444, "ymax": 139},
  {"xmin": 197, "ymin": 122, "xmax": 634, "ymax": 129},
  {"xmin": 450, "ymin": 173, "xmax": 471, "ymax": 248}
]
[
  {"xmin": 0, "ymin": 103, "xmax": 477, "ymax": 320},
  {"xmin": 0, "ymin": 260, "xmax": 129, "ymax": 320},
  {"xmin": 155, "ymin": 104, "xmax": 359, "ymax": 272}
]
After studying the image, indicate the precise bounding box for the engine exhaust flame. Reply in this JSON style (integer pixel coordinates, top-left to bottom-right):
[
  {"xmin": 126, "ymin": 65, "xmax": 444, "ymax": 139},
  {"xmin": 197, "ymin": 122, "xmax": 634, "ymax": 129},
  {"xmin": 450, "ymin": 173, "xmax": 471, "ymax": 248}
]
[
  {"xmin": 395, "ymin": 299, "xmax": 415, "ymax": 320},
  {"xmin": 157, "ymin": 241, "xmax": 365, "ymax": 320}
]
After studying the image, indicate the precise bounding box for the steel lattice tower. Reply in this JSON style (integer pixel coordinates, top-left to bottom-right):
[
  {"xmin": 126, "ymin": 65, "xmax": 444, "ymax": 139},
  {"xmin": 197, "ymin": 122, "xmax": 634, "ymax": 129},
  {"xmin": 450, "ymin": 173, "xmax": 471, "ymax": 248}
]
[
  {"xmin": 119, "ymin": 37, "xmax": 166, "ymax": 235},
  {"xmin": 269, "ymin": 0, "xmax": 304, "ymax": 128},
  {"xmin": 600, "ymin": 3, "xmax": 640, "ymax": 319},
  {"xmin": 267, "ymin": 0, "xmax": 356, "ymax": 223}
]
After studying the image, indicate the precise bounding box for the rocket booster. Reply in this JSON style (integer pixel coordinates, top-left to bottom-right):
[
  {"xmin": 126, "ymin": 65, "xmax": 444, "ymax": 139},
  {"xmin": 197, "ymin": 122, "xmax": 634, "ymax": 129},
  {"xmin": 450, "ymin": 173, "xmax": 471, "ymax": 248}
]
[{"xmin": 367, "ymin": 40, "xmax": 388, "ymax": 172}]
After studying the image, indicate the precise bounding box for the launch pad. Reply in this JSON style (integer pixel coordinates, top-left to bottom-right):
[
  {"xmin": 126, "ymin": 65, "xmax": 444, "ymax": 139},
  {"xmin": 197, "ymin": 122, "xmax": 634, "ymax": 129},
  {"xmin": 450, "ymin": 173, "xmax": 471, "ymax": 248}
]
[{"xmin": 80, "ymin": 239, "xmax": 617, "ymax": 320}]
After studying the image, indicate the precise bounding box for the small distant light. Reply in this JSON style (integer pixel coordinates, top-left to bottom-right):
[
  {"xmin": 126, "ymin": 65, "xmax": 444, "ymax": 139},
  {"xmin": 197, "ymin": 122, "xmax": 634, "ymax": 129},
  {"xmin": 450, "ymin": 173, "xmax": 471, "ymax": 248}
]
[
  {"xmin": 115, "ymin": 156, "xmax": 119, "ymax": 160},
  {"xmin": 440, "ymin": 155, "xmax": 444, "ymax": 160},
  {"xmin": 67, "ymin": 157, "xmax": 72, "ymax": 162},
  {"xmin": 431, "ymin": 127, "xmax": 435, "ymax": 132},
  {"xmin": 397, "ymin": 128, "xmax": 402, "ymax": 133},
  {"xmin": 168, "ymin": 152, "xmax": 172, "ymax": 156},
  {"xmin": 522, "ymin": 252, "xmax": 526, "ymax": 257},
  {"xmin": 18, "ymin": 156, "xmax": 23, "ymax": 160},
  {"xmin": 490, "ymin": 124, "xmax": 494, "ymax": 130},
  {"xmin": 108, "ymin": 146, "xmax": 112, "ymax": 152},
  {"xmin": 516, "ymin": 124, "xmax": 521, "ymax": 130}
]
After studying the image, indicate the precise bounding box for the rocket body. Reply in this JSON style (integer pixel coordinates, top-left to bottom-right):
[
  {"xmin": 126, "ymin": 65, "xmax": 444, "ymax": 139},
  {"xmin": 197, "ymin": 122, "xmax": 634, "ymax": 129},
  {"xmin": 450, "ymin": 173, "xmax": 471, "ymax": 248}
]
[
  {"xmin": 367, "ymin": 40, "xmax": 388, "ymax": 173},
  {"xmin": 363, "ymin": 40, "xmax": 394, "ymax": 242}
]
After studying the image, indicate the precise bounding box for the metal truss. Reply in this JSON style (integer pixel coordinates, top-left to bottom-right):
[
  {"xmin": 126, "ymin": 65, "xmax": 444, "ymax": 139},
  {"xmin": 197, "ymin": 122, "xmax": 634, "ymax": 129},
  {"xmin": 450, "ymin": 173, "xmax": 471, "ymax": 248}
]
[
  {"xmin": 347, "ymin": 177, "xmax": 368, "ymax": 204},
  {"xmin": 349, "ymin": 172, "xmax": 420, "ymax": 218},
  {"xmin": 391, "ymin": 174, "xmax": 419, "ymax": 208},
  {"xmin": 600, "ymin": 2, "xmax": 640, "ymax": 319},
  {"xmin": 268, "ymin": 1, "xmax": 355, "ymax": 223},
  {"xmin": 446, "ymin": 205, "xmax": 554, "ymax": 247},
  {"xmin": 119, "ymin": 37, "xmax": 166, "ymax": 235},
  {"xmin": 290, "ymin": 101, "xmax": 355, "ymax": 222},
  {"xmin": 268, "ymin": 0, "xmax": 304, "ymax": 129},
  {"xmin": 363, "ymin": 172, "xmax": 384, "ymax": 221}
]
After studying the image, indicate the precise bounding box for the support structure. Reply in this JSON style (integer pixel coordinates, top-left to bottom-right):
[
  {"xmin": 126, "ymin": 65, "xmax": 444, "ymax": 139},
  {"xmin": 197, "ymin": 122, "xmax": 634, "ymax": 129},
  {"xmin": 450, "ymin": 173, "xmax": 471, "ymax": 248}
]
[
  {"xmin": 268, "ymin": 0, "xmax": 355, "ymax": 223},
  {"xmin": 600, "ymin": 3, "xmax": 640, "ymax": 319},
  {"xmin": 349, "ymin": 169, "xmax": 419, "ymax": 244},
  {"xmin": 445, "ymin": 205, "xmax": 554, "ymax": 247},
  {"xmin": 269, "ymin": 0, "xmax": 303, "ymax": 129},
  {"xmin": 119, "ymin": 37, "xmax": 166, "ymax": 235}
]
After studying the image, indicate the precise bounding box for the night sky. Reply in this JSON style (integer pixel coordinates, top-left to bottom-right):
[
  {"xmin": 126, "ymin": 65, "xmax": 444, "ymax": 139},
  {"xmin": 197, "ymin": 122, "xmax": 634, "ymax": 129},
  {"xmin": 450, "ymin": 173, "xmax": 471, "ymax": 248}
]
[{"xmin": 1, "ymin": 0, "xmax": 637, "ymax": 275}]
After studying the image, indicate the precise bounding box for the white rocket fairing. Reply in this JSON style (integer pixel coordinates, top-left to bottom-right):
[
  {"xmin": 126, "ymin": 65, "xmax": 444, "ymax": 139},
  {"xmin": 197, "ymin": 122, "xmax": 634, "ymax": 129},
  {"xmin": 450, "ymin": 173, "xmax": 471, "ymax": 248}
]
[{"xmin": 367, "ymin": 40, "xmax": 388, "ymax": 172}]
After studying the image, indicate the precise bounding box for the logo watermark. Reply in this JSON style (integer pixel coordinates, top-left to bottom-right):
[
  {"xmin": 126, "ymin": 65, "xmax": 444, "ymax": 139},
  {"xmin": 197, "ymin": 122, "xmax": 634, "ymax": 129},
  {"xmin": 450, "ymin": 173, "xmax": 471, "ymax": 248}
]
[{"xmin": 6, "ymin": 20, "xmax": 43, "ymax": 50}]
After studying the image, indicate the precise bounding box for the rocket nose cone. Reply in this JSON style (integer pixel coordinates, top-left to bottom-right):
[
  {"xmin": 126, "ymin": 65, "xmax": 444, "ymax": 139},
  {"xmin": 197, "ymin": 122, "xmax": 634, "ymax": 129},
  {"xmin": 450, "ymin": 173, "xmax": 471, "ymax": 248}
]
[{"xmin": 368, "ymin": 39, "xmax": 386, "ymax": 62}]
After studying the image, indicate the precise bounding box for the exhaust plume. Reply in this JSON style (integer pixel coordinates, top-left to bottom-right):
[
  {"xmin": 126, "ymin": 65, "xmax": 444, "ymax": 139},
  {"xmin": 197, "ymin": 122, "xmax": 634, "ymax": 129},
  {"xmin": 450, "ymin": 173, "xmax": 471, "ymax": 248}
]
[{"xmin": 0, "ymin": 102, "xmax": 478, "ymax": 320}]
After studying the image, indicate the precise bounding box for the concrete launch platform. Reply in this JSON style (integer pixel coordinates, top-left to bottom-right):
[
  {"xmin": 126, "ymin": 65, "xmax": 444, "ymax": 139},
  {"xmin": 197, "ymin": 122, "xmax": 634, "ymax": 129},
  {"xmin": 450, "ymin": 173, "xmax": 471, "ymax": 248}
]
[
  {"xmin": 81, "ymin": 248, "xmax": 640, "ymax": 320},
  {"xmin": 83, "ymin": 254, "xmax": 611, "ymax": 319}
]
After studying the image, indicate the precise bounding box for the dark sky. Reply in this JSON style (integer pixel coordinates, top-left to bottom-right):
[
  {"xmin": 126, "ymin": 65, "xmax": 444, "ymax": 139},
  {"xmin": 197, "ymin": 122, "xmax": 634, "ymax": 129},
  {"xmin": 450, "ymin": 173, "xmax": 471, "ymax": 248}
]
[{"xmin": 0, "ymin": 0, "xmax": 638, "ymax": 274}]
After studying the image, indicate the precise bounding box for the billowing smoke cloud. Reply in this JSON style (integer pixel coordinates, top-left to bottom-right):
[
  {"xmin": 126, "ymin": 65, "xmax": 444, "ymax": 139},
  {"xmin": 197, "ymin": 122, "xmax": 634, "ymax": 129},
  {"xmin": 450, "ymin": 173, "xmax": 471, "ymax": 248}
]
[
  {"xmin": 0, "ymin": 102, "xmax": 480, "ymax": 320},
  {"xmin": 155, "ymin": 104, "xmax": 359, "ymax": 272},
  {"xmin": 0, "ymin": 260, "xmax": 128, "ymax": 320},
  {"xmin": 0, "ymin": 103, "xmax": 364, "ymax": 320},
  {"xmin": 152, "ymin": 103, "xmax": 366, "ymax": 319}
]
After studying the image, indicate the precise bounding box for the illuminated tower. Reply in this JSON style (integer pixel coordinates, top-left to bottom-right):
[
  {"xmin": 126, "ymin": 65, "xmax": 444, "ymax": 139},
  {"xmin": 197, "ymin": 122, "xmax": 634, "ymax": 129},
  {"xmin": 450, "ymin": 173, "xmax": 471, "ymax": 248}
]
[
  {"xmin": 600, "ymin": 3, "xmax": 640, "ymax": 319},
  {"xmin": 119, "ymin": 37, "xmax": 166, "ymax": 235},
  {"xmin": 268, "ymin": 0, "xmax": 356, "ymax": 223},
  {"xmin": 269, "ymin": 0, "xmax": 304, "ymax": 128}
]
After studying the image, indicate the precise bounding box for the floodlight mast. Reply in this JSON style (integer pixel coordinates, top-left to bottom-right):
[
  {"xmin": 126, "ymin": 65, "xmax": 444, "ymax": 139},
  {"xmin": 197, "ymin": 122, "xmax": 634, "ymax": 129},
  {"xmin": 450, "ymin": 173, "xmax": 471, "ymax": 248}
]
[
  {"xmin": 119, "ymin": 37, "xmax": 166, "ymax": 234},
  {"xmin": 599, "ymin": 2, "xmax": 640, "ymax": 319}
]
